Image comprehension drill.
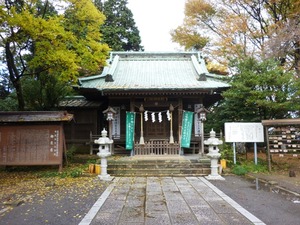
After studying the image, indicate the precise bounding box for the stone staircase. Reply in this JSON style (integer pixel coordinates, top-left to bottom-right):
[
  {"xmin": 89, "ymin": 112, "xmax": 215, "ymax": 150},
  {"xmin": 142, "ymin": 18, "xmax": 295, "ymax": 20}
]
[{"xmin": 107, "ymin": 155, "xmax": 211, "ymax": 177}]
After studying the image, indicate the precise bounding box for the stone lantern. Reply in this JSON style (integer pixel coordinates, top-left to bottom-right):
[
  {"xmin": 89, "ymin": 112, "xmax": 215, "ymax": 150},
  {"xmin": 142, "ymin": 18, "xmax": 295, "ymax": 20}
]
[
  {"xmin": 103, "ymin": 106, "xmax": 117, "ymax": 154},
  {"xmin": 94, "ymin": 128, "xmax": 114, "ymax": 181},
  {"xmin": 195, "ymin": 106, "xmax": 209, "ymax": 155},
  {"xmin": 204, "ymin": 129, "xmax": 225, "ymax": 180}
]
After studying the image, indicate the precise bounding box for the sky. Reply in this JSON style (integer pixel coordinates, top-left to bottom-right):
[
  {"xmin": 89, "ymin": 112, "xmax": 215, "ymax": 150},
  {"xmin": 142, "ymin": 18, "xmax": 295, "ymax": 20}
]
[{"xmin": 127, "ymin": 0, "xmax": 186, "ymax": 52}]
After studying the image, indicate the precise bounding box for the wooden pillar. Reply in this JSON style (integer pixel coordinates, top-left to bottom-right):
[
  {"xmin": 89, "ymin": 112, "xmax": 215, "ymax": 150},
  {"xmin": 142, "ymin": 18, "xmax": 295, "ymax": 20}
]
[
  {"xmin": 139, "ymin": 104, "xmax": 145, "ymax": 144},
  {"xmin": 130, "ymin": 97, "xmax": 135, "ymax": 112},
  {"xmin": 169, "ymin": 104, "xmax": 174, "ymax": 144},
  {"xmin": 178, "ymin": 98, "xmax": 183, "ymax": 144},
  {"xmin": 265, "ymin": 126, "xmax": 272, "ymax": 172},
  {"xmin": 198, "ymin": 97, "xmax": 204, "ymax": 155},
  {"xmin": 200, "ymin": 119, "xmax": 204, "ymax": 155}
]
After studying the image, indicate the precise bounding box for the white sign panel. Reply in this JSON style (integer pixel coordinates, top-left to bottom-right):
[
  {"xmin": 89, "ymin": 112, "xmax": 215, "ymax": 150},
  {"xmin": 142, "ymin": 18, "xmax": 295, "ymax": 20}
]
[
  {"xmin": 225, "ymin": 122, "xmax": 264, "ymax": 143},
  {"xmin": 112, "ymin": 107, "xmax": 120, "ymax": 139},
  {"xmin": 194, "ymin": 104, "xmax": 202, "ymax": 137}
]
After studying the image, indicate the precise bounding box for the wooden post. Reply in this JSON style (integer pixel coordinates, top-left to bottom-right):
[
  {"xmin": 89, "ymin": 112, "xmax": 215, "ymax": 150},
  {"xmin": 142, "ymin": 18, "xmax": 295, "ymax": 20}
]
[
  {"xmin": 169, "ymin": 104, "xmax": 174, "ymax": 144},
  {"xmin": 139, "ymin": 104, "xmax": 145, "ymax": 145},
  {"xmin": 108, "ymin": 119, "xmax": 113, "ymax": 154},
  {"xmin": 178, "ymin": 98, "xmax": 183, "ymax": 154},
  {"xmin": 200, "ymin": 120, "xmax": 204, "ymax": 156},
  {"xmin": 265, "ymin": 126, "xmax": 272, "ymax": 172},
  {"xmin": 178, "ymin": 98, "xmax": 183, "ymax": 142}
]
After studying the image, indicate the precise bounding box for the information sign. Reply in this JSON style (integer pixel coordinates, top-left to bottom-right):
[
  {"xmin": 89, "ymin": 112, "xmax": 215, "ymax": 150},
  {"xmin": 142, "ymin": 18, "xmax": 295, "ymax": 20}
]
[
  {"xmin": 0, "ymin": 125, "xmax": 63, "ymax": 169},
  {"xmin": 225, "ymin": 122, "xmax": 264, "ymax": 143}
]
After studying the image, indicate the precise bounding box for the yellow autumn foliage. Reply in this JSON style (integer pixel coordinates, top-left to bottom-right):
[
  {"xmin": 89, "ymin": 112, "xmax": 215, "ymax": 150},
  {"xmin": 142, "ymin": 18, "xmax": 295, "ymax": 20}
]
[{"xmin": 2, "ymin": 0, "xmax": 110, "ymax": 83}]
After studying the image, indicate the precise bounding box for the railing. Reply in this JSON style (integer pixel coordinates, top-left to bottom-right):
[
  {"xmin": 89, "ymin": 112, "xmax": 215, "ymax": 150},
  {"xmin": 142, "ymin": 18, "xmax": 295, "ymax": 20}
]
[
  {"xmin": 134, "ymin": 139, "xmax": 180, "ymax": 155},
  {"xmin": 89, "ymin": 131, "xmax": 126, "ymax": 155}
]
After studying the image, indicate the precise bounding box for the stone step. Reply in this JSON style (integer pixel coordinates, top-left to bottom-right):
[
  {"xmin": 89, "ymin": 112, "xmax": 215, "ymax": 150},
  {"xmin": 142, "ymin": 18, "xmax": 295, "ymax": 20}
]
[
  {"xmin": 106, "ymin": 156, "xmax": 212, "ymax": 177},
  {"xmin": 108, "ymin": 163, "xmax": 210, "ymax": 169},
  {"xmin": 107, "ymin": 168, "xmax": 211, "ymax": 177},
  {"xmin": 108, "ymin": 157, "xmax": 210, "ymax": 165}
]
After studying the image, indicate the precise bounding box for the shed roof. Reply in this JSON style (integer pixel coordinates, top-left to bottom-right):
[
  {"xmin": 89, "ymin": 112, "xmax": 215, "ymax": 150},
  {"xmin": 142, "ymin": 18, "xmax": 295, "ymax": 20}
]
[
  {"xmin": 0, "ymin": 111, "xmax": 73, "ymax": 123},
  {"xmin": 59, "ymin": 96, "xmax": 102, "ymax": 108},
  {"xmin": 75, "ymin": 52, "xmax": 229, "ymax": 97},
  {"xmin": 262, "ymin": 119, "xmax": 300, "ymax": 126}
]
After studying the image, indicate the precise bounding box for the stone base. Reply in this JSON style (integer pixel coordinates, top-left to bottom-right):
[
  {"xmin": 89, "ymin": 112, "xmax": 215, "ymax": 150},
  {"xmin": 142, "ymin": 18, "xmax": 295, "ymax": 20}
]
[
  {"xmin": 205, "ymin": 174, "xmax": 225, "ymax": 180},
  {"xmin": 98, "ymin": 174, "xmax": 114, "ymax": 181}
]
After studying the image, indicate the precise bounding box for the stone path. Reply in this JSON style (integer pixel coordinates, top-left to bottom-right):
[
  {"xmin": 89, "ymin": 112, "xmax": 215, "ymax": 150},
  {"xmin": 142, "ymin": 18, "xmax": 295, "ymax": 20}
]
[{"xmin": 79, "ymin": 177, "xmax": 265, "ymax": 225}]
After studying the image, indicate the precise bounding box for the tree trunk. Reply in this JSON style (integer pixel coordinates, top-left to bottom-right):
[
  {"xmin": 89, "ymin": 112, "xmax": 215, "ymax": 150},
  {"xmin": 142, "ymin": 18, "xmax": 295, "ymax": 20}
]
[
  {"xmin": 14, "ymin": 78, "xmax": 25, "ymax": 111},
  {"xmin": 5, "ymin": 42, "xmax": 25, "ymax": 111},
  {"xmin": 294, "ymin": 41, "xmax": 300, "ymax": 78}
]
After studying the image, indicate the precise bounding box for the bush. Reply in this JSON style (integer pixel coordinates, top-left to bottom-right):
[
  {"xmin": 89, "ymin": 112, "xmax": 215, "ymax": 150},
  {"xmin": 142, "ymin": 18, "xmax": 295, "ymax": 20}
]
[
  {"xmin": 231, "ymin": 165, "xmax": 248, "ymax": 175},
  {"xmin": 66, "ymin": 145, "xmax": 78, "ymax": 162},
  {"xmin": 231, "ymin": 158, "xmax": 268, "ymax": 175},
  {"xmin": 69, "ymin": 168, "xmax": 83, "ymax": 178},
  {"xmin": 219, "ymin": 142, "xmax": 234, "ymax": 164}
]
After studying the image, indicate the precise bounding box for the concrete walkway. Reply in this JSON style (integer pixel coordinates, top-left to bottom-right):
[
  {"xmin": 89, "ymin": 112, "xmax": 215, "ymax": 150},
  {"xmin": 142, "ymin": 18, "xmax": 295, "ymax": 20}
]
[{"xmin": 79, "ymin": 177, "xmax": 265, "ymax": 225}]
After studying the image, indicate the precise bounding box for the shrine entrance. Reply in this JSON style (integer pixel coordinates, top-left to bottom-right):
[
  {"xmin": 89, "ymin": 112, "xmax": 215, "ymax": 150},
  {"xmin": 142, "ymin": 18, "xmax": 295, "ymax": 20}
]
[
  {"xmin": 144, "ymin": 115, "xmax": 168, "ymax": 139},
  {"xmin": 134, "ymin": 104, "xmax": 181, "ymax": 155}
]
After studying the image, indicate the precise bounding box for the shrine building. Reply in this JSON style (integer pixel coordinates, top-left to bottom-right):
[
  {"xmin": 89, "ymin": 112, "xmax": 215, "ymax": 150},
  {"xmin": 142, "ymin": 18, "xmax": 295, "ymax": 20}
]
[{"xmin": 62, "ymin": 52, "xmax": 229, "ymax": 155}]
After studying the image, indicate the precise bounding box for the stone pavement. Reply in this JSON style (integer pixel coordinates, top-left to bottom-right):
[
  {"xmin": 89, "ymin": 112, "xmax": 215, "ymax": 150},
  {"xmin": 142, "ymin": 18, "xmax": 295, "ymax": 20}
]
[{"xmin": 79, "ymin": 177, "xmax": 265, "ymax": 225}]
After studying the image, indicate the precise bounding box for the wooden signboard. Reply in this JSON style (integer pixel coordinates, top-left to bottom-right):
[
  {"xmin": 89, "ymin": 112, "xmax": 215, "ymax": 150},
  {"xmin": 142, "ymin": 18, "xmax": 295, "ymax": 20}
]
[{"xmin": 0, "ymin": 124, "xmax": 64, "ymax": 171}]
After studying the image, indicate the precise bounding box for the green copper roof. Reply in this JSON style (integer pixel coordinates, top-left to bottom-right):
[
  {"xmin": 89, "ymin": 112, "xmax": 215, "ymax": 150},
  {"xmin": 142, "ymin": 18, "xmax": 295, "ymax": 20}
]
[{"xmin": 77, "ymin": 52, "xmax": 229, "ymax": 94}]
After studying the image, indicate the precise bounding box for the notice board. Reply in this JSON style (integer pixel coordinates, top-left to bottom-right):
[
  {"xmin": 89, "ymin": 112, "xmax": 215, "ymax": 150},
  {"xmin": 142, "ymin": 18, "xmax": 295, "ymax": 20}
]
[
  {"xmin": 225, "ymin": 122, "xmax": 264, "ymax": 143},
  {"xmin": 0, "ymin": 124, "xmax": 64, "ymax": 170}
]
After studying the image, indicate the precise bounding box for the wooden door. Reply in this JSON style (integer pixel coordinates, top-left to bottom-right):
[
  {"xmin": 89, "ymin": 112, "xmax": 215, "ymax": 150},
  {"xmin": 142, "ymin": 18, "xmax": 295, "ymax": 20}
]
[{"xmin": 144, "ymin": 119, "xmax": 168, "ymax": 140}]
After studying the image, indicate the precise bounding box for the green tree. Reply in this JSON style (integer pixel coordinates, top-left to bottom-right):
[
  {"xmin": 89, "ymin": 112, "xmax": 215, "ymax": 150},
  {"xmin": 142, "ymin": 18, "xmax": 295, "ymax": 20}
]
[
  {"xmin": 0, "ymin": 70, "xmax": 11, "ymax": 99},
  {"xmin": 208, "ymin": 58, "xmax": 300, "ymax": 131},
  {"xmin": 0, "ymin": 93, "xmax": 18, "ymax": 111},
  {"xmin": 93, "ymin": 0, "xmax": 104, "ymax": 11},
  {"xmin": 0, "ymin": 0, "xmax": 110, "ymax": 110},
  {"xmin": 22, "ymin": 74, "xmax": 74, "ymax": 110},
  {"xmin": 100, "ymin": 0, "xmax": 143, "ymax": 51},
  {"xmin": 0, "ymin": 68, "xmax": 18, "ymax": 111}
]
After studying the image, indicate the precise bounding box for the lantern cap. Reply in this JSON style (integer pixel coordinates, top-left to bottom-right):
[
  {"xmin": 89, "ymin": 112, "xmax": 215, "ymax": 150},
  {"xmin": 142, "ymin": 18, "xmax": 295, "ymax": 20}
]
[
  {"xmin": 210, "ymin": 129, "xmax": 216, "ymax": 137},
  {"xmin": 204, "ymin": 129, "xmax": 223, "ymax": 146},
  {"xmin": 101, "ymin": 128, "xmax": 108, "ymax": 137},
  {"xmin": 103, "ymin": 106, "xmax": 117, "ymax": 114},
  {"xmin": 139, "ymin": 104, "xmax": 144, "ymax": 112},
  {"xmin": 195, "ymin": 106, "xmax": 209, "ymax": 115}
]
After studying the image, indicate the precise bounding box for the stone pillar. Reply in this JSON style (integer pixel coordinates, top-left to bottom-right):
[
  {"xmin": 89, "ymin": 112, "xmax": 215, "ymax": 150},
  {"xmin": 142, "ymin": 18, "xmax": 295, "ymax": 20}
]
[{"xmin": 204, "ymin": 129, "xmax": 225, "ymax": 180}]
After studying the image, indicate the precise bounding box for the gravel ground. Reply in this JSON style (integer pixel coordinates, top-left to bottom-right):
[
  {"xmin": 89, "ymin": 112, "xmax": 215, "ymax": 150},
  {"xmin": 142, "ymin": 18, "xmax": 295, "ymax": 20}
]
[{"xmin": 0, "ymin": 173, "xmax": 110, "ymax": 225}]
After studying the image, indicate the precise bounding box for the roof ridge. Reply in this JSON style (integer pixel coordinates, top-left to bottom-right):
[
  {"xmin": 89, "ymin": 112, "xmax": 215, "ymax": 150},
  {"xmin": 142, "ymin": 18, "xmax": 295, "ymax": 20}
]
[{"xmin": 120, "ymin": 58, "xmax": 191, "ymax": 61}]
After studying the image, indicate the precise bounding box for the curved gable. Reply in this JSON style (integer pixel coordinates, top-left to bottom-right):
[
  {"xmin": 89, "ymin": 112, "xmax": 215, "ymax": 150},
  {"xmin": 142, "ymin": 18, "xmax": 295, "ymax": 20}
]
[{"xmin": 76, "ymin": 52, "xmax": 229, "ymax": 97}]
